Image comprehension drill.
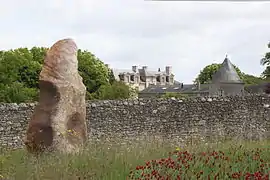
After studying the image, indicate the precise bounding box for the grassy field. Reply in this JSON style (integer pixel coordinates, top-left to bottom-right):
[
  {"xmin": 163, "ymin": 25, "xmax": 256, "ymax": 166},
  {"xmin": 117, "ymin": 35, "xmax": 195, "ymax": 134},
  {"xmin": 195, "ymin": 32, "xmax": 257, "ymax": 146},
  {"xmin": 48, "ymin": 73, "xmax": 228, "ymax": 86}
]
[{"xmin": 0, "ymin": 138, "xmax": 269, "ymax": 180}]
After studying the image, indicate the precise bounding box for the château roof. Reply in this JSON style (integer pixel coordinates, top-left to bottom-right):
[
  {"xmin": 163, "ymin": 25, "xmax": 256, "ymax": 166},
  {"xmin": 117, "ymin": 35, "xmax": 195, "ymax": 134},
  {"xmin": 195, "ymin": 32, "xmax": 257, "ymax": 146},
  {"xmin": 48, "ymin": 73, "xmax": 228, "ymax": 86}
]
[
  {"xmin": 112, "ymin": 67, "xmax": 169, "ymax": 80},
  {"xmin": 212, "ymin": 56, "xmax": 243, "ymax": 84},
  {"xmin": 139, "ymin": 84, "xmax": 209, "ymax": 94}
]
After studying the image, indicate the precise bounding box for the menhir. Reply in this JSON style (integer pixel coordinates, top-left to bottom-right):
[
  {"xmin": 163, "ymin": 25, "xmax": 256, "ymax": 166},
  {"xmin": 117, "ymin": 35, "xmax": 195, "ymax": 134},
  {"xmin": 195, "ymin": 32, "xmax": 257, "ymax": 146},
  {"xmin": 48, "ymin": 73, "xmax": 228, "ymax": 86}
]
[{"xmin": 24, "ymin": 38, "xmax": 87, "ymax": 154}]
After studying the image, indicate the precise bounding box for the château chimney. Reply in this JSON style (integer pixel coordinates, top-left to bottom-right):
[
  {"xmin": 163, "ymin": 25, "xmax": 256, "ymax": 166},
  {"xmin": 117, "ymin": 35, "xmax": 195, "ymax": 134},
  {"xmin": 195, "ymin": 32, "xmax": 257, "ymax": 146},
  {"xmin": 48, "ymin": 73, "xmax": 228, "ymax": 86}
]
[
  {"xmin": 132, "ymin": 65, "xmax": 137, "ymax": 72},
  {"xmin": 165, "ymin": 66, "xmax": 172, "ymax": 75}
]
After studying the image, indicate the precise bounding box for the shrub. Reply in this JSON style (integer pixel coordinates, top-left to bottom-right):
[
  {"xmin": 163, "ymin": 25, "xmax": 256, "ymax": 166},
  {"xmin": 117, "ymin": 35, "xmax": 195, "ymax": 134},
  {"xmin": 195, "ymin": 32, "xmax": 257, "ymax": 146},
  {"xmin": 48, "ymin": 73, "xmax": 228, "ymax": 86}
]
[
  {"xmin": 0, "ymin": 82, "xmax": 38, "ymax": 103},
  {"xmin": 94, "ymin": 81, "xmax": 133, "ymax": 100},
  {"xmin": 161, "ymin": 92, "xmax": 188, "ymax": 99}
]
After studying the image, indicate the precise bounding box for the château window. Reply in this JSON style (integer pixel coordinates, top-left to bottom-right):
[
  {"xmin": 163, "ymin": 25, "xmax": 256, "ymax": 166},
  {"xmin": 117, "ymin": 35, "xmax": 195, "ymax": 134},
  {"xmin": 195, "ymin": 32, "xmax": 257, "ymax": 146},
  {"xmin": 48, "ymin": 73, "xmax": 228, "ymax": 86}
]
[
  {"xmin": 119, "ymin": 74, "xmax": 124, "ymax": 81},
  {"xmin": 135, "ymin": 76, "xmax": 139, "ymax": 83},
  {"xmin": 130, "ymin": 75, "xmax": 135, "ymax": 81},
  {"xmin": 126, "ymin": 76, "xmax": 130, "ymax": 82},
  {"xmin": 156, "ymin": 76, "xmax": 161, "ymax": 82},
  {"xmin": 140, "ymin": 76, "xmax": 146, "ymax": 82},
  {"xmin": 162, "ymin": 77, "xmax": 165, "ymax": 83},
  {"xmin": 166, "ymin": 76, "xmax": 169, "ymax": 82}
]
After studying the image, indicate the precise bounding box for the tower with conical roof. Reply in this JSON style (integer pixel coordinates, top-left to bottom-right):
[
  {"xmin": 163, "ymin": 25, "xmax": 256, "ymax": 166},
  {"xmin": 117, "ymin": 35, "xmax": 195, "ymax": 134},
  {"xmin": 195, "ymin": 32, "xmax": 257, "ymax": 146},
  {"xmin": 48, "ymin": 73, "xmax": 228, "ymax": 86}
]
[{"xmin": 209, "ymin": 55, "xmax": 245, "ymax": 96}]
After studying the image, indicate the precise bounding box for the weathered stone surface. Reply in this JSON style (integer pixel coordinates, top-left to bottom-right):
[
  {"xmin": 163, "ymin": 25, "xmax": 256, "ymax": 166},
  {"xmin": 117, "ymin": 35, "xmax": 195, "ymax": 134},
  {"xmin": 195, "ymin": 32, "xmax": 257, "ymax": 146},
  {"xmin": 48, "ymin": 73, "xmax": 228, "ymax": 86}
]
[
  {"xmin": 23, "ymin": 39, "xmax": 87, "ymax": 154},
  {"xmin": 0, "ymin": 94, "xmax": 269, "ymax": 149}
]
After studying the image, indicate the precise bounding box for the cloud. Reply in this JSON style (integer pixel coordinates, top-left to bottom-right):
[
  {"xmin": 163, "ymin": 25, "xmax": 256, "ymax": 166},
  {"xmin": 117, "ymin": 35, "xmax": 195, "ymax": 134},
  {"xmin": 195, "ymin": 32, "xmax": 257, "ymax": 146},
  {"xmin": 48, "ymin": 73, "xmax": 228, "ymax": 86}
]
[{"xmin": 0, "ymin": 0, "xmax": 269, "ymax": 83}]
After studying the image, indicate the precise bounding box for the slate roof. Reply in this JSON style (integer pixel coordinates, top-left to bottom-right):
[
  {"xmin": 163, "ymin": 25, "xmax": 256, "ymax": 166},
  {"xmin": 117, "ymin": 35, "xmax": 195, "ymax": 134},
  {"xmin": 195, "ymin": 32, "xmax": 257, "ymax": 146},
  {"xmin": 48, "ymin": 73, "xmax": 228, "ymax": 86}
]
[
  {"xmin": 245, "ymin": 82, "xmax": 268, "ymax": 93},
  {"xmin": 113, "ymin": 67, "xmax": 168, "ymax": 80},
  {"xmin": 212, "ymin": 56, "xmax": 243, "ymax": 83},
  {"xmin": 112, "ymin": 68, "xmax": 134, "ymax": 81},
  {"xmin": 139, "ymin": 84, "xmax": 209, "ymax": 94},
  {"xmin": 138, "ymin": 69, "xmax": 167, "ymax": 76},
  {"xmin": 174, "ymin": 80, "xmax": 181, "ymax": 85}
]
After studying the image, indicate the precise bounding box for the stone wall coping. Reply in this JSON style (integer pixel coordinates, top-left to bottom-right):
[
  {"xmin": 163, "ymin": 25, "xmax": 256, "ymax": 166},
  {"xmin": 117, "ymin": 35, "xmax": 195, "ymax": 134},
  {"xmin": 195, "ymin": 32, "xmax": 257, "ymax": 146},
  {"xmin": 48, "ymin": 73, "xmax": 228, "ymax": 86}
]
[{"xmin": 0, "ymin": 94, "xmax": 269, "ymax": 110}]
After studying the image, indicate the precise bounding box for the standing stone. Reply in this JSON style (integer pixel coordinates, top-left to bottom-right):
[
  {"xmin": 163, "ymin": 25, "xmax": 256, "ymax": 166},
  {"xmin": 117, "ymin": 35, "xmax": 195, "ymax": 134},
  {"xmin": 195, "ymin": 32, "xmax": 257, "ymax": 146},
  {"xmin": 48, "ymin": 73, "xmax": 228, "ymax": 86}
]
[{"xmin": 24, "ymin": 38, "xmax": 87, "ymax": 154}]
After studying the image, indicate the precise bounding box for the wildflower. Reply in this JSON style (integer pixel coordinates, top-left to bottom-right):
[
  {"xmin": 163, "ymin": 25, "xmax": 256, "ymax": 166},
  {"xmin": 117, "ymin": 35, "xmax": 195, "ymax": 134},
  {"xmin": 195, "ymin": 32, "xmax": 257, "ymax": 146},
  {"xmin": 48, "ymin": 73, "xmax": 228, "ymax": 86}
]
[
  {"xmin": 201, "ymin": 152, "xmax": 207, "ymax": 156},
  {"xmin": 231, "ymin": 172, "xmax": 241, "ymax": 179},
  {"xmin": 0, "ymin": 174, "xmax": 4, "ymax": 179},
  {"xmin": 176, "ymin": 147, "xmax": 180, "ymax": 151}
]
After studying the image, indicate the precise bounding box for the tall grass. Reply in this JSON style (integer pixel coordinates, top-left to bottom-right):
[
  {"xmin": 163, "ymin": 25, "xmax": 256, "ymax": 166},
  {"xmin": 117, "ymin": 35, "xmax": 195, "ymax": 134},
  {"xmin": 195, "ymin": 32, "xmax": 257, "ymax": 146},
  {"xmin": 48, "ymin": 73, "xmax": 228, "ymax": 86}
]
[{"xmin": 0, "ymin": 137, "xmax": 269, "ymax": 180}]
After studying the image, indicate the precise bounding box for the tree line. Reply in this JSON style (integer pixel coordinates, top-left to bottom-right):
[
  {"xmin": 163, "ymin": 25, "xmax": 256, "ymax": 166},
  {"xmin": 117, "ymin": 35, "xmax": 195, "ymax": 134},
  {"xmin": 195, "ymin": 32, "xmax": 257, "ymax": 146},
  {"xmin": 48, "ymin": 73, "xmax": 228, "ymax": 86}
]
[
  {"xmin": 195, "ymin": 42, "xmax": 270, "ymax": 86},
  {"xmin": 0, "ymin": 42, "xmax": 269, "ymax": 103},
  {"xmin": 0, "ymin": 47, "xmax": 137, "ymax": 103}
]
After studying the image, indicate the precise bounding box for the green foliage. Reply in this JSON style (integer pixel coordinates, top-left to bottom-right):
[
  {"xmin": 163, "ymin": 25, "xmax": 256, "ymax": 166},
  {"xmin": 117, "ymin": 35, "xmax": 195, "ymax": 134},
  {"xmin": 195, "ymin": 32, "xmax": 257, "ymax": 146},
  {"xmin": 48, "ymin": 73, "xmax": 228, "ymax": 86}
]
[
  {"xmin": 108, "ymin": 69, "xmax": 116, "ymax": 85},
  {"xmin": 77, "ymin": 49, "xmax": 110, "ymax": 94},
  {"xmin": 195, "ymin": 63, "xmax": 243, "ymax": 84},
  {"xmin": 0, "ymin": 82, "xmax": 38, "ymax": 103},
  {"xmin": 260, "ymin": 42, "xmax": 270, "ymax": 66},
  {"xmin": 129, "ymin": 86, "xmax": 139, "ymax": 99},
  {"xmin": 262, "ymin": 65, "xmax": 270, "ymax": 79},
  {"xmin": 195, "ymin": 63, "xmax": 266, "ymax": 85},
  {"xmin": 161, "ymin": 92, "xmax": 188, "ymax": 99},
  {"xmin": 30, "ymin": 47, "xmax": 48, "ymax": 64},
  {"xmin": 76, "ymin": 50, "xmax": 134, "ymax": 100},
  {"xmin": 241, "ymin": 73, "xmax": 266, "ymax": 86},
  {"xmin": 0, "ymin": 47, "xmax": 44, "ymax": 88},
  {"xmin": 94, "ymin": 81, "xmax": 131, "ymax": 100},
  {"xmin": 0, "ymin": 47, "xmax": 133, "ymax": 103},
  {"xmin": 261, "ymin": 42, "xmax": 270, "ymax": 78},
  {"xmin": 195, "ymin": 63, "xmax": 221, "ymax": 84}
]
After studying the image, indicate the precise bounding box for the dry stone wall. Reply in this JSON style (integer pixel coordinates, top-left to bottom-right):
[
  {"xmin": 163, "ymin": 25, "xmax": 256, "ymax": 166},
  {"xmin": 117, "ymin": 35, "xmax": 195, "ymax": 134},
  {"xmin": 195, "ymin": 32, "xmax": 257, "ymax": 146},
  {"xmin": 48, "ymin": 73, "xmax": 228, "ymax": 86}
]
[{"xmin": 0, "ymin": 95, "xmax": 270, "ymax": 149}]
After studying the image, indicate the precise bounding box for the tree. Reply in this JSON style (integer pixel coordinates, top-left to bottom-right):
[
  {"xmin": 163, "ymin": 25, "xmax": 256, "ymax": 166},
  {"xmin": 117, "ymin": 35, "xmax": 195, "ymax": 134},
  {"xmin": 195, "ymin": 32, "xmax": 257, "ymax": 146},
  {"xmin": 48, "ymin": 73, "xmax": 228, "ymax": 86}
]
[
  {"xmin": 30, "ymin": 47, "xmax": 48, "ymax": 64},
  {"xmin": 261, "ymin": 42, "xmax": 270, "ymax": 78},
  {"xmin": 0, "ymin": 82, "xmax": 38, "ymax": 103},
  {"xmin": 94, "ymin": 81, "xmax": 131, "ymax": 100},
  {"xmin": 0, "ymin": 47, "xmax": 45, "ymax": 89},
  {"xmin": 261, "ymin": 62, "xmax": 270, "ymax": 79},
  {"xmin": 195, "ymin": 63, "xmax": 265, "ymax": 85},
  {"xmin": 241, "ymin": 73, "xmax": 266, "ymax": 85},
  {"xmin": 0, "ymin": 46, "xmax": 133, "ymax": 102},
  {"xmin": 108, "ymin": 69, "xmax": 116, "ymax": 84},
  {"xmin": 194, "ymin": 63, "xmax": 243, "ymax": 84},
  {"xmin": 77, "ymin": 49, "xmax": 110, "ymax": 95},
  {"xmin": 0, "ymin": 48, "xmax": 44, "ymax": 102},
  {"xmin": 261, "ymin": 42, "xmax": 270, "ymax": 66}
]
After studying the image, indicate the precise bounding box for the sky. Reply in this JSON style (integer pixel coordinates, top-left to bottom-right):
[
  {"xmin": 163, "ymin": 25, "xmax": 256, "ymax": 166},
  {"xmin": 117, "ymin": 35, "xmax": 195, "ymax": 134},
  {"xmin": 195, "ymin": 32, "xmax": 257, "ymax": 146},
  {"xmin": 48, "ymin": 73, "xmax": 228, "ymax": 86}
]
[{"xmin": 0, "ymin": 0, "xmax": 270, "ymax": 83}]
